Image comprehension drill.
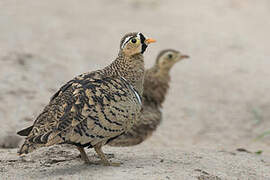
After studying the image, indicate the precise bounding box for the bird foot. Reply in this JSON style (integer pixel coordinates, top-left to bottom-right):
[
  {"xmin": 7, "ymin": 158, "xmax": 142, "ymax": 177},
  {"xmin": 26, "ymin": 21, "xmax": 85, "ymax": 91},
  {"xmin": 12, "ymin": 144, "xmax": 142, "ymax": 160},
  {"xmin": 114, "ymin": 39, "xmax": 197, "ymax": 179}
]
[
  {"xmin": 106, "ymin": 161, "xmax": 122, "ymax": 167},
  {"xmin": 94, "ymin": 153, "xmax": 115, "ymax": 159},
  {"xmin": 93, "ymin": 143, "xmax": 121, "ymax": 166},
  {"xmin": 92, "ymin": 160, "xmax": 122, "ymax": 167},
  {"xmin": 77, "ymin": 153, "xmax": 115, "ymax": 159}
]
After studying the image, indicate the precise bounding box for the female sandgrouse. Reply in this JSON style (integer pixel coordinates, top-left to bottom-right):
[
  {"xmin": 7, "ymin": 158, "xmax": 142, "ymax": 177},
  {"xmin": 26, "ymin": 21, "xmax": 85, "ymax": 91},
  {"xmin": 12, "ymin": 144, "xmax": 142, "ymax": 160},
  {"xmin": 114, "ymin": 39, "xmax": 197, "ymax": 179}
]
[
  {"xmin": 108, "ymin": 49, "xmax": 189, "ymax": 146},
  {"xmin": 17, "ymin": 32, "xmax": 156, "ymax": 166}
]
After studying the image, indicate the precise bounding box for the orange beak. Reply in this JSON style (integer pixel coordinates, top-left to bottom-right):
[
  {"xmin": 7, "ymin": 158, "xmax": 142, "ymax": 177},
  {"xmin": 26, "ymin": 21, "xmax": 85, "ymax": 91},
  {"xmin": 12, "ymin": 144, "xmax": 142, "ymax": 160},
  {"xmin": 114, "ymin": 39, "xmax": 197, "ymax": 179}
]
[
  {"xmin": 181, "ymin": 55, "xmax": 190, "ymax": 59},
  {"xmin": 145, "ymin": 38, "xmax": 156, "ymax": 44}
]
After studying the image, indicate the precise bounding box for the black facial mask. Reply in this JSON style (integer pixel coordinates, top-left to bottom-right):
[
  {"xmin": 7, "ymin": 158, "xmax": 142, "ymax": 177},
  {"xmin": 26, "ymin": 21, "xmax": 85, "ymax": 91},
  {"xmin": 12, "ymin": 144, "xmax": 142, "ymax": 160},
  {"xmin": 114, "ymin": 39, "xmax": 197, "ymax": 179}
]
[{"xmin": 139, "ymin": 33, "xmax": 147, "ymax": 54}]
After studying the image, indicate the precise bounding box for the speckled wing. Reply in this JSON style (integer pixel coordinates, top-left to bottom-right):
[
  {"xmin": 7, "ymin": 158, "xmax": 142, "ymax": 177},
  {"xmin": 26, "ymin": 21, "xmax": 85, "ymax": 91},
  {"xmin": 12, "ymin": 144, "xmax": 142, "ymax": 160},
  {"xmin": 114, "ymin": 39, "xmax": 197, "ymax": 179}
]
[{"xmin": 19, "ymin": 71, "xmax": 142, "ymax": 153}]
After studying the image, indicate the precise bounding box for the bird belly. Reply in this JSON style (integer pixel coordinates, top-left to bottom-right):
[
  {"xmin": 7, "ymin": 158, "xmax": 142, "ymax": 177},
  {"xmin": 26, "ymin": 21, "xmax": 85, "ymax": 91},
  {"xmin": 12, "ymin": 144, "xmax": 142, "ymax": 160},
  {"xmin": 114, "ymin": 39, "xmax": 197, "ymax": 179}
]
[{"xmin": 64, "ymin": 102, "xmax": 141, "ymax": 148}]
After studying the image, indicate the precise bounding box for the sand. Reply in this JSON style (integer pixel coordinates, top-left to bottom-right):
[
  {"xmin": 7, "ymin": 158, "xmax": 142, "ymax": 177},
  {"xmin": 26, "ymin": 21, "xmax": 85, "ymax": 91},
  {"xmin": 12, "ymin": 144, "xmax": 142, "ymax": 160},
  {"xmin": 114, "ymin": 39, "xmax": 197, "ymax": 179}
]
[
  {"xmin": 0, "ymin": 0, "xmax": 270, "ymax": 179},
  {"xmin": 1, "ymin": 146, "xmax": 270, "ymax": 179}
]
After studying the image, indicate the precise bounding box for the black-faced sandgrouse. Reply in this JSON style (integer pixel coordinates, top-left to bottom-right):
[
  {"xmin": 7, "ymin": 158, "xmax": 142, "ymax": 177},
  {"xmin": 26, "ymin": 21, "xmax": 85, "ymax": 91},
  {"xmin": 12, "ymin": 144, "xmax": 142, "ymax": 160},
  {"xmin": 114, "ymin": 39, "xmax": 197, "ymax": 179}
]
[
  {"xmin": 108, "ymin": 49, "xmax": 189, "ymax": 146},
  {"xmin": 17, "ymin": 32, "xmax": 156, "ymax": 166}
]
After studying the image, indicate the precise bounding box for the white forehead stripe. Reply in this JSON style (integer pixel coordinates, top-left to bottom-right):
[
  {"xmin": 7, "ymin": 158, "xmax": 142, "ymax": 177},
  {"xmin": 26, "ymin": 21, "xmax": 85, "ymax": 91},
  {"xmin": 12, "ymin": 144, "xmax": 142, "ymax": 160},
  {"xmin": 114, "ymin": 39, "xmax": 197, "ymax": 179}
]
[
  {"xmin": 137, "ymin": 32, "xmax": 147, "ymax": 39},
  {"xmin": 138, "ymin": 32, "xmax": 148, "ymax": 40},
  {"xmin": 121, "ymin": 36, "xmax": 133, "ymax": 49}
]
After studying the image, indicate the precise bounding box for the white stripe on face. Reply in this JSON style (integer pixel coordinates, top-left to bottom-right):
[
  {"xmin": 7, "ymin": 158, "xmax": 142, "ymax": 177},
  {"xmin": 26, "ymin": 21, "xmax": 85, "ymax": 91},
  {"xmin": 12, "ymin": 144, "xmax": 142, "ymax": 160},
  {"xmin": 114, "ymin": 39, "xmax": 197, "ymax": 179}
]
[
  {"xmin": 121, "ymin": 36, "xmax": 133, "ymax": 49},
  {"xmin": 137, "ymin": 32, "xmax": 141, "ymax": 39}
]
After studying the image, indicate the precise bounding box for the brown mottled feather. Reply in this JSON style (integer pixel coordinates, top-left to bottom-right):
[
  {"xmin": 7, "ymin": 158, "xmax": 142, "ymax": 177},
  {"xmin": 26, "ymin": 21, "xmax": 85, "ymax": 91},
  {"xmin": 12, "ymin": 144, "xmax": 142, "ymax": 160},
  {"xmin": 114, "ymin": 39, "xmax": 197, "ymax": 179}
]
[
  {"xmin": 108, "ymin": 49, "xmax": 189, "ymax": 146},
  {"xmin": 17, "ymin": 32, "xmax": 154, "ymax": 160}
]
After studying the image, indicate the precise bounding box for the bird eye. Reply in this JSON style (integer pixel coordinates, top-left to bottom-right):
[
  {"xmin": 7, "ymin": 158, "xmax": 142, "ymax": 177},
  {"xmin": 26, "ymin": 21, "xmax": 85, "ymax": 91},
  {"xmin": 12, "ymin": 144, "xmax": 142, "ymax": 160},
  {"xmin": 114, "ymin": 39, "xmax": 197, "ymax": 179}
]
[
  {"xmin": 168, "ymin": 54, "xmax": 173, "ymax": 59},
  {"xmin": 131, "ymin": 38, "xmax": 137, "ymax": 43}
]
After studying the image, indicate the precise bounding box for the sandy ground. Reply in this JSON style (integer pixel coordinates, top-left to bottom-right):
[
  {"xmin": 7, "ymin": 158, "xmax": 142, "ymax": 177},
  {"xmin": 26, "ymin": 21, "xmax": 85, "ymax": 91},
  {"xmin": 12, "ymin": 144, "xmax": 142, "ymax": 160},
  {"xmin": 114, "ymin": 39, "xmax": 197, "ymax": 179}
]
[
  {"xmin": 0, "ymin": 0, "xmax": 270, "ymax": 179},
  {"xmin": 1, "ymin": 146, "xmax": 270, "ymax": 180}
]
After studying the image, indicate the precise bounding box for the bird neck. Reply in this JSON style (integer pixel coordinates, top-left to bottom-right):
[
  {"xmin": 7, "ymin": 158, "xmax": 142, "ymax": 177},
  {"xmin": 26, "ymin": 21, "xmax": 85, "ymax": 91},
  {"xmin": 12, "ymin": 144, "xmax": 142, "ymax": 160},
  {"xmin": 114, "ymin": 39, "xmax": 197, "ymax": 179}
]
[
  {"xmin": 143, "ymin": 65, "xmax": 171, "ymax": 107},
  {"xmin": 103, "ymin": 51, "xmax": 145, "ymax": 95},
  {"xmin": 155, "ymin": 62, "xmax": 173, "ymax": 76}
]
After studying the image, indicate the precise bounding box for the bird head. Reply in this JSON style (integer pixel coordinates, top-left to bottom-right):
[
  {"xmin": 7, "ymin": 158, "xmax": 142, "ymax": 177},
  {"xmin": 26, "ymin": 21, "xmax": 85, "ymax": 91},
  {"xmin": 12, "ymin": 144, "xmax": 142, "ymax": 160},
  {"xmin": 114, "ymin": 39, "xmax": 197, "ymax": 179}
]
[
  {"xmin": 155, "ymin": 49, "xmax": 189, "ymax": 71},
  {"xmin": 120, "ymin": 32, "xmax": 156, "ymax": 56}
]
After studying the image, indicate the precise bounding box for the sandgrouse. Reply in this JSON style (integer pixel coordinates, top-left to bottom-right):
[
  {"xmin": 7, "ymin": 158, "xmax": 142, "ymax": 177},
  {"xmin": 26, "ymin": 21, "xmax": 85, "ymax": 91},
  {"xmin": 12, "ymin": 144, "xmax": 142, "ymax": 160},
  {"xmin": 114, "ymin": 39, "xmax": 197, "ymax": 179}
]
[
  {"xmin": 108, "ymin": 49, "xmax": 189, "ymax": 146},
  {"xmin": 17, "ymin": 32, "xmax": 156, "ymax": 166}
]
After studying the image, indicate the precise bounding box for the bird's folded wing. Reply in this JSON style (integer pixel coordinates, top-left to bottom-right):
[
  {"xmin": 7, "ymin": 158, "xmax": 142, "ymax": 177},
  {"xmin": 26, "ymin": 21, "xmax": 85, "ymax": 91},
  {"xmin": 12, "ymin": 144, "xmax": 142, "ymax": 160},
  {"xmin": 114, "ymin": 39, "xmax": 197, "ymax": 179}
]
[{"xmin": 24, "ymin": 72, "xmax": 141, "ymax": 146}]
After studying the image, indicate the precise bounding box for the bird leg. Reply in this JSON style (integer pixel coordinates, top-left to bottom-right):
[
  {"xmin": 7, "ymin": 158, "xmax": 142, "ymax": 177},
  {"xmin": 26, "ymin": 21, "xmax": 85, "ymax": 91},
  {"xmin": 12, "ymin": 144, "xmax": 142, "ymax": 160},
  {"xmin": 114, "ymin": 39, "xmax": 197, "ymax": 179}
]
[
  {"xmin": 94, "ymin": 143, "xmax": 121, "ymax": 166},
  {"xmin": 76, "ymin": 146, "xmax": 90, "ymax": 164}
]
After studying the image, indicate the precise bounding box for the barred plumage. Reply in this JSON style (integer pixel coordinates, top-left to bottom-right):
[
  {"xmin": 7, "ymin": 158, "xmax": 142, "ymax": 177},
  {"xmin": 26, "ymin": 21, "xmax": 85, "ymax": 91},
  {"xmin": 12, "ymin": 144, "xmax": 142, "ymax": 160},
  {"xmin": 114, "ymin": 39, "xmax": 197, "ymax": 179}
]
[{"xmin": 17, "ymin": 32, "xmax": 156, "ymax": 166}]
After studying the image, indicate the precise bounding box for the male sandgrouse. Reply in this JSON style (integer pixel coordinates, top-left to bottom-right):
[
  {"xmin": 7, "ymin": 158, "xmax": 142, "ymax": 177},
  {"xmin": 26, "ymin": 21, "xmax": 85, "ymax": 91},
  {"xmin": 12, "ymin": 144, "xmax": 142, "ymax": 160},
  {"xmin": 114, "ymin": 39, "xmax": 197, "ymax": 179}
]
[
  {"xmin": 108, "ymin": 49, "xmax": 189, "ymax": 146},
  {"xmin": 17, "ymin": 32, "xmax": 156, "ymax": 166}
]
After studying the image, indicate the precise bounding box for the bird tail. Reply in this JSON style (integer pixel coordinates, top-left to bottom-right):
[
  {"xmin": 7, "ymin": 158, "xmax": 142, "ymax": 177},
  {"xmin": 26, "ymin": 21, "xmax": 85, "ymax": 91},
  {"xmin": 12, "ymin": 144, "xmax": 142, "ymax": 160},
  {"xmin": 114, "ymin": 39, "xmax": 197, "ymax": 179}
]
[
  {"xmin": 17, "ymin": 140, "xmax": 42, "ymax": 155},
  {"xmin": 18, "ymin": 135, "xmax": 64, "ymax": 156},
  {"xmin": 17, "ymin": 126, "xmax": 33, "ymax": 136}
]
